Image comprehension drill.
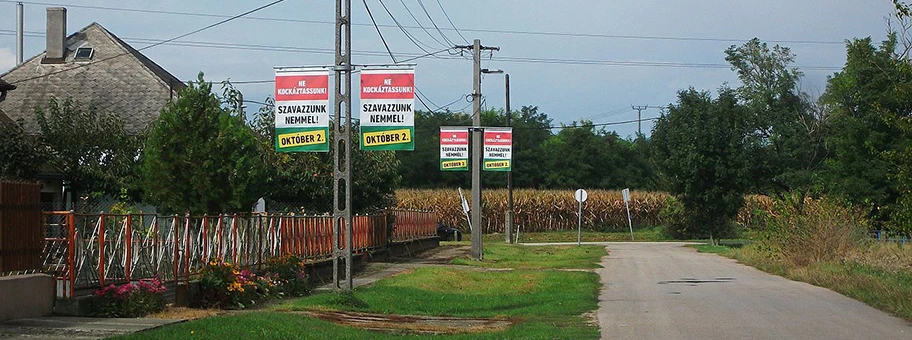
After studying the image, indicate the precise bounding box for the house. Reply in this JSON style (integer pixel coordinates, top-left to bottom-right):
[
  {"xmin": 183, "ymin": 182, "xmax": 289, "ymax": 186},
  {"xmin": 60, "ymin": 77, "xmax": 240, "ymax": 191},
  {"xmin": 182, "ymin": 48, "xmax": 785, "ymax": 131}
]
[{"xmin": 0, "ymin": 7, "xmax": 185, "ymax": 209}]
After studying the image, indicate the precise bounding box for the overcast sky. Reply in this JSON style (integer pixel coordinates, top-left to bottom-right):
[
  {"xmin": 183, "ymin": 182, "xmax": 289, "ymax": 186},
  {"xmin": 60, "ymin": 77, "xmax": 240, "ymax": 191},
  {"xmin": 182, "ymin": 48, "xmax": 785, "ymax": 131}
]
[{"xmin": 0, "ymin": 0, "xmax": 898, "ymax": 137}]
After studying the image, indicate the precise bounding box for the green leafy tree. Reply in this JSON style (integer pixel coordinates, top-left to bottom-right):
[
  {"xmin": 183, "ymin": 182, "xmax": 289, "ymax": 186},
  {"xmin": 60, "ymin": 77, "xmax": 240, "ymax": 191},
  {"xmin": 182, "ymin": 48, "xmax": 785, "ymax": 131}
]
[
  {"xmin": 820, "ymin": 36, "xmax": 912, "ymax": 225},
  {"xmin": 0, "ymin": 119, "xmax": 44, "ymax": 180},
  {"xmin": 725, "ymin": 38, "xmax": 825, "ymax": 196},
  {"xmin": 35, "ymin": 97, "xmax": 141, "ymax": 197},
  {"xmin": 652, "ymin": 88, "xmax": 751, "ymax": 240},
  {"xmin": 141, "ymin": 73, "xmax": 266, "ymax": 214},
  {"xmin": 250, "ymin": 97, "xmax": 399, "ymax": 214}
]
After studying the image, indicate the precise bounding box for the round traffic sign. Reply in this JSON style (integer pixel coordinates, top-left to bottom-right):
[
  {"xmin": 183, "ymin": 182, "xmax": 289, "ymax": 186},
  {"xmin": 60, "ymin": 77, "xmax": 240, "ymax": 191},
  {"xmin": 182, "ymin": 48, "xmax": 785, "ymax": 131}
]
[{"xmin": 575, "ymin": 189, "xmax": 588, "ymax": 203}]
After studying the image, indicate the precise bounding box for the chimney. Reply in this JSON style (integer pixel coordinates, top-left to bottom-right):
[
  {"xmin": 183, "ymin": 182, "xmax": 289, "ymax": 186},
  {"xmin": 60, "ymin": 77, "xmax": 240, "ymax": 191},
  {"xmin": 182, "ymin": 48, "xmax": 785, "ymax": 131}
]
[{"xmin": 42, "ymin": 7, "xmax": 66, "ymax": 64}]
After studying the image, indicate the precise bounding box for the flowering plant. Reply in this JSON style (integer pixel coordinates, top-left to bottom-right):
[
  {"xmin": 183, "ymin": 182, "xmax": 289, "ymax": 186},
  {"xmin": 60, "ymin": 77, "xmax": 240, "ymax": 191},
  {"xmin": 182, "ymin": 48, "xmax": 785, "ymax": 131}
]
[
  {"xmin": 91, "ymin": 278, "xmax": 166, "ymax": 317},
  {"xmin": 198, "ymin": 260, "xmax": 272, "ymax": 309},
  {"xmin": 265, "ymin": 255, "xmax": 311, "ymax": 297}
]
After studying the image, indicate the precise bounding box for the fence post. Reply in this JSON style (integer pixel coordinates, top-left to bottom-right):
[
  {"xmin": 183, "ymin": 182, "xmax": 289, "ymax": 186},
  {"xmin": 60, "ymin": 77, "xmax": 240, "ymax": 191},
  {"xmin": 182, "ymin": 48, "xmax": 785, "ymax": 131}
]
[
  {"xmin": 67, "ymin": 212, "xmax": 76, "ymax": 298},
  {"xmin": 125, "ymin": 214, "xmax": 132, "ymax": 282},
  {"xmin": 98, "ymin": 213, "xmax": 106, "ymax": 286},
  {"xmin": 184, "ymin": 215, "xmax": 191, "ymax": 285},
  {"xmin": 172, "ymin": 215, "xmax": 179, "ymax": 290}
]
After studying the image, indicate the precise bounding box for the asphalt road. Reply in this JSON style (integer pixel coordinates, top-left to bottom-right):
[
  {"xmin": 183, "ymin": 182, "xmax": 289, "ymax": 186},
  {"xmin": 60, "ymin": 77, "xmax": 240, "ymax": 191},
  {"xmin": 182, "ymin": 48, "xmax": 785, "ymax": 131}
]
[{"xmin": 595, "ymin": 242, "xmax": 911, "ymax": 340}]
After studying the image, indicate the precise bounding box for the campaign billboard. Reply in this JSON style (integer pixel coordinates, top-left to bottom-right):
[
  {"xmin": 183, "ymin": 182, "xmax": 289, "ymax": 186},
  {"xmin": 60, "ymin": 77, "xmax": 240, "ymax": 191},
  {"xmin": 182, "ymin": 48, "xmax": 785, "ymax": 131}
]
[
  {"xmin": 359, "ymin": 68, "xmax": 415, "ymax": 151},
  {"xmin": 483, "ymin": 127, "xmax": 512, "ymax": 171},
  {"xmin": 440, "ymin": 127, "xmax": 469, "ymax": 171},
  {"xmin": 274, "ymin": 68, "xmax": 330, "ymax": 152}
]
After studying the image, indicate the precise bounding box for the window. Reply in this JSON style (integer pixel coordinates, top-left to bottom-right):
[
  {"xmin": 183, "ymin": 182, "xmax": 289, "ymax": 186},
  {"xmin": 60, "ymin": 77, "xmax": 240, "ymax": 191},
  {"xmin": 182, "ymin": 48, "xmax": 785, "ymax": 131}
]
[{"xmin": 74, "ymin": 47, "xmax": 94, "ymax": 61}]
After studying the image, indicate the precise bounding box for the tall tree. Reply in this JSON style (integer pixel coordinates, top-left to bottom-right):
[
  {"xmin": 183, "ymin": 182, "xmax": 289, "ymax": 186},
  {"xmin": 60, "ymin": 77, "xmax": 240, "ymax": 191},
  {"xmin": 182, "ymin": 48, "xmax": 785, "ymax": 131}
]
[
  {"xmin": 725, "ymin": 38, "xmax": 825, "ymax": 196},
  {"xmin": 141, "ymin": 73, "xmax": 266, "ymax": 214},
  {"xmin": 652, "ymin": 88, "xmax": 751, "ymax": 240},
  {"xmin": 250, "ymin": 97, "xmax": 399, "ymax": 213},
  {"xmin": 0, "ymin": 119, "xmax": 44, "ymax": 180},
  {"xmin": 35, "ymin": 97, "xmax": 140, "ymax": 197},
  {"xmin": 820, "ymin": 36, "xmax": 912, "ymax": 224}
]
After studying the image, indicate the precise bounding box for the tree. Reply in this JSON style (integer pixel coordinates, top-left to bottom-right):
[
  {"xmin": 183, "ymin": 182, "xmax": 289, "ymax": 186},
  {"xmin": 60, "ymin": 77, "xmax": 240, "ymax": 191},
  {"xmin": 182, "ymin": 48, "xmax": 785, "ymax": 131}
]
[
  {"xmin": 35, "ymin": 97, "xmax": 141, "ymax": 197},
  {"xmin": 141, "ymin": 73, "xmax": 266, "ymax": 214},
  {"xmin": 652, "ymin": 88, "xmax": 751, "ymax": 240},
  {"xmin": 725, "ymin": 38, "xmax": 825, "ymax": 196},
  {"xmin": 0, "ymin": 119, "xmax": 44, "ymax": 180},
  {"xmin": 820, "ymin": 36, "xmax": 912, "ymax": 225},
  {"xmin": 249, "ymin": 97, "xmax": 399, "ymax": 214}
]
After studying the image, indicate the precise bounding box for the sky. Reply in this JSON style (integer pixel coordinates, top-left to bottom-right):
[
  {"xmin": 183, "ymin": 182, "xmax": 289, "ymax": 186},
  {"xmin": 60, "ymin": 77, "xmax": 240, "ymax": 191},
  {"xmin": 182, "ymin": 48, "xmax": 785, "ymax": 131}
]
[{"xmin": 0, "ymin": 0, "xmax": 899, "ymax": 138}]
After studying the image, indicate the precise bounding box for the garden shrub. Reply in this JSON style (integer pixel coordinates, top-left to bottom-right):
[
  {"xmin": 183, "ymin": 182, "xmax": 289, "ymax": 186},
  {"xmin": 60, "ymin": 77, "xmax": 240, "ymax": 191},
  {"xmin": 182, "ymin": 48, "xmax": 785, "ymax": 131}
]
[
  {"xmin": 90, "ymin": 278, "xmax": 166, "ymax": 317},
  {"xmin": 198, "ymin": 261, "xmax": 273, "ymax": 309},
  {"xmin": 265, "ymin": 255, "xmax": 311, "ymax": 297}
]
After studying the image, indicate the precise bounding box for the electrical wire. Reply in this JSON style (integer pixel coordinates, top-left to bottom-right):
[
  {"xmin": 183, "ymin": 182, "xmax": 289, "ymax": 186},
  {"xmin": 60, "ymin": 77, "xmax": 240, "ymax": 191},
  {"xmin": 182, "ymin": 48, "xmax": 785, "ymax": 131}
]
[
  {"xmin": 6, "ymin": 0, "xmax": 288, "ymax": 85},
  {"xmin": 0, "ymin": 0, "xmax": 847, "ymax": 46},
  {"xmin": 398, "ymin": 0, "xmax": 449, "ymax": 48},
  {"xmin": 434, "ymin": 0, "xmax": 468, "ymax": 45},
  {"xmin": 378, "ymin": 0, "xmax": 441, "ymax": 54},
  {"xmin": 417, "ymin": 0, "xmax": 455, "ymax": 46}
]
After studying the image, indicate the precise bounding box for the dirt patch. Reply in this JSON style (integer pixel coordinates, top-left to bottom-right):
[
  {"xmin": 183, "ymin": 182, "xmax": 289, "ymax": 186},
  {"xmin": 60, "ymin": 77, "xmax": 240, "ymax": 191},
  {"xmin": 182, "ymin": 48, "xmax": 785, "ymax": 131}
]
[
  {"xmin": 298, "ymin": 310, "xmax": 515, "ymax": 334},
  {"xmin": 147, "ymin": 306, "xmax": 222, "ymax": 320},
  {"xmin": 394, "ymin": 245, "xmax": 471, "ymax": 264}
]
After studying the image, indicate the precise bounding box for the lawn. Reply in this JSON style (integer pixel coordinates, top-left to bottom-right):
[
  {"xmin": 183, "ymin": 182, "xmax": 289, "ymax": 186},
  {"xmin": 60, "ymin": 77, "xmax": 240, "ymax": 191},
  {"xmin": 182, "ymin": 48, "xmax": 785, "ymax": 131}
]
[
  {"xmin": 481, "ymin": 226, "xmax": 670, "ymax": 243},
  {"xmin": 117, "ymin": 244, "xmax": 604, "ymax": 339},
  {"xmin": 451, "ymin": 243, "xmax": 606, "ymax": 269},
  {"xmin": 694, "ymin": 243, "xmax": 912, "ymax": 321}
]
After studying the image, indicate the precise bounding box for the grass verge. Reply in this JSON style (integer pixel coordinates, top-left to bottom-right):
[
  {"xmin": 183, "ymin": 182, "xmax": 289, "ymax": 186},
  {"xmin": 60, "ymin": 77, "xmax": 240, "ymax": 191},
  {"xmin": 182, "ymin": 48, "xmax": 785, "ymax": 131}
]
[
  {"xmin": 450, "ymin": 243, "xmax": 605, "ymax": 269},
  {"xmin": 694, "ymin": 244, "xmax": 912, "ymax": 321},
  {"xmin": 481, "ymin": 226, "xmax": 670, "ymax": 243},
  {"xmin": 117, "ymin": 245, "xmax": 603, "ymax": 339}
]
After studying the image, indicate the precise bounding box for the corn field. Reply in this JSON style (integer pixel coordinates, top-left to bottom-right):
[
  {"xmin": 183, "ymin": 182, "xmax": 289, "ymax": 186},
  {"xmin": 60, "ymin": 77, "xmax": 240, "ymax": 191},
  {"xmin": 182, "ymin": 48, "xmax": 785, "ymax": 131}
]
[{"xmin": 396, "ymin": 189, "xmax": 774, "ymax": 233}]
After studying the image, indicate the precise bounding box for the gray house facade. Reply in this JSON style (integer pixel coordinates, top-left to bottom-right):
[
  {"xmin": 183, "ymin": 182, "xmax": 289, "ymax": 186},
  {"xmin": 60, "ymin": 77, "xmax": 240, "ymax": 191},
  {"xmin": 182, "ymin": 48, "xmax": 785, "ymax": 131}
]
[{"xmin": 0, "ymin": 8, "xmax": 184, "ymax": 208}]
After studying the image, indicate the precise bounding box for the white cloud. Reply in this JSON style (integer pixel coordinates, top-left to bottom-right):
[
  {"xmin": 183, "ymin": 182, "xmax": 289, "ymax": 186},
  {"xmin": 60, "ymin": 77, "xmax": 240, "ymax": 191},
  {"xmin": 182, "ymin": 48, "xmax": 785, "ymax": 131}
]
[{"xmin": 0, "ymin": 48, "xmax": 16, "ymax": 74}]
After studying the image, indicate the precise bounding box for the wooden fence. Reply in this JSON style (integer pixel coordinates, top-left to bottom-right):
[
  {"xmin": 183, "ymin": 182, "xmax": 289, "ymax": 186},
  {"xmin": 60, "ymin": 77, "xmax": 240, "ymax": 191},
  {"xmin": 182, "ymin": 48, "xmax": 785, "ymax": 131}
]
[{"xmin": 0, "ymin": 181, "xmax": 42, "ymax": 273}]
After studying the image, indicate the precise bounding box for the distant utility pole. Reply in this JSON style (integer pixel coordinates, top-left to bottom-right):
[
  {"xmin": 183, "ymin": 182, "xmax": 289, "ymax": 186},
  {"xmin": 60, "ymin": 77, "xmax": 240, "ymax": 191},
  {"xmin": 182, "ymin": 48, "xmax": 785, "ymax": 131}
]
[
  {"xmin": 455, "ymin": 39, "xmax": 499, "ymax": 261},
  {"xmin": 632, "ymin": 105, "xmax": 648, "ymax": 136}
]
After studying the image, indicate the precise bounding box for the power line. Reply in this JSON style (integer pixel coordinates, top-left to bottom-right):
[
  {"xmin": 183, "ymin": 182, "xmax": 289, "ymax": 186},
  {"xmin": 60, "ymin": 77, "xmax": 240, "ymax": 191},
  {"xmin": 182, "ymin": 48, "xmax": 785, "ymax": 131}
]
[
  {"xmin": 398, "ymin": 0, "xmax": 449, "ymax": 49},
  {"xmin": 2, "ymin": 29, "xmax": 841, "ymax": 72},
  {"xmin": 0, "ymin": 0, "xmax": 848, "ymax": 46},
  {"xmin": 7, "ymin": 0, "xmax": 288, "ymax": 85},
  {"xmin": 417, "ymin": 0, "xmax": 455, "ymax": 46},
  {"xmin": 378, "ymin": 0, "xmax": 441, "ymax": 54},
  {"xmin": 435, "ymin": 0, "xmax": 469, "ymax": 44},
  {"xmin": 517, "ymin": 117, "xmax": 662, "ymax": 131}
]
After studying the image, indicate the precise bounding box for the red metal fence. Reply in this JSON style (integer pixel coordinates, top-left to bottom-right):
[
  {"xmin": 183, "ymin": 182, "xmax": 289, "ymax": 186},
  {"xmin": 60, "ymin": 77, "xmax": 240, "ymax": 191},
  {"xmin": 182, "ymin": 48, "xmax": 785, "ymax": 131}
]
[
  {"xmin": 0, "ymin": 181, "xmax": 42, "ymax": 273},
  {"xmin": 43, "ymin": 209, "xmax": 437, "ymax": 298}
]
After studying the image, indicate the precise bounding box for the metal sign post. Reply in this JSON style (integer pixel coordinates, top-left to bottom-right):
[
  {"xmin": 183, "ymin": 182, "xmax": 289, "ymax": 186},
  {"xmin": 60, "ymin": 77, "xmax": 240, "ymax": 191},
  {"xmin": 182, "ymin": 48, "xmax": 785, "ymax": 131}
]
[
  {"xmin": 622, "ymin": 188, "xmax": 634, "ymax": 241},
  {"xmin": 574, "ymin": 189, "xmax": 588, "ymax": 246},
  {"xmin": 458, "ymin": 187, "xmax": 472, "ymax": 232}
]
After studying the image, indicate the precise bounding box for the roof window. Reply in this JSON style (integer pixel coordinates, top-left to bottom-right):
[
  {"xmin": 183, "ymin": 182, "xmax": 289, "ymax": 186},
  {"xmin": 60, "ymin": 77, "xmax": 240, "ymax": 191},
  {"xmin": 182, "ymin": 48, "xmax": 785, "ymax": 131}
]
[{"xmin": 74, "ymin": 47, "xmax": 94, "ymax": 61}]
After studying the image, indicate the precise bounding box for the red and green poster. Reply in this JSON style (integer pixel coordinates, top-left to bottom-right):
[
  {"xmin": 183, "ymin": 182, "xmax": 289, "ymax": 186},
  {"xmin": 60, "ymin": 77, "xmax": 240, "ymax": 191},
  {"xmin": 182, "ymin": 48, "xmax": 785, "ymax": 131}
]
[
  {"xmin": 360, "ymin": 67, "xmax": 415, "ymax": 151},
  {"xmin": 274, "ymin": 68, "xmax": 330, "ymax": 152},
  {"xmin": 440, "ymin": 127, "xmax": 469, "ymax": 171},
  {"xmin": 483, "ymin": 127, "xmax": 512, "ymax": 171}
]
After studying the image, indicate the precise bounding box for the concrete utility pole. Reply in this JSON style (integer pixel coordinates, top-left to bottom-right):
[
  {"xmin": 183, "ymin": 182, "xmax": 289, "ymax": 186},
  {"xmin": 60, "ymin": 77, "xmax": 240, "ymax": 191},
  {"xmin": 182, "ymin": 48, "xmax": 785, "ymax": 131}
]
[
  {"xmin": 632, "ymin": 105, "xmax": 648, "ymax": 136},
  {"xmin": 455, "ymin": 39, "xmax": 499, "ymax": 260},
  {"xmin": 17, "ymin": 2, "xmax": 24, "ymax": 65},
  {"xmin": 333, "ymin": 0, "xmax": 354, "ymax": 291},
  {"xmin": 505, "ymin": 74, "xmax": 514, "ymax": 244}
]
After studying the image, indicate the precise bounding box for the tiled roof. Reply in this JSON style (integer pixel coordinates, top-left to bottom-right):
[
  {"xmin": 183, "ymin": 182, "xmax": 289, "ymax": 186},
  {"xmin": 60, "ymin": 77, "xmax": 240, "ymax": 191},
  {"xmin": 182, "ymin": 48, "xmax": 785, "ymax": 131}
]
[{"xmin": 0, "ymin": 22, "xmax": 184, "ymax": 135}]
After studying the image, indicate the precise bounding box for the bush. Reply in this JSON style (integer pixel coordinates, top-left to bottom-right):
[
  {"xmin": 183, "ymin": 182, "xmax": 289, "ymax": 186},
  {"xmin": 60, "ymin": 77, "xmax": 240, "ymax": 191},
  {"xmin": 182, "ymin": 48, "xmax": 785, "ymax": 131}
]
[
  {"xmin": 758, "ymin": 196, "xmax": 869, "ymax": 266},
  {"xmin": 198, "ymin": 261, "xmax": 273, "ymax": 309},
  {"xmin": 264, "ymin": 255, "xmax": 311, "ymax": 297},
  {"xmin": 90, "ymin": 278, "xmax": 166, "ymax": 317}
]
